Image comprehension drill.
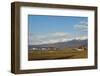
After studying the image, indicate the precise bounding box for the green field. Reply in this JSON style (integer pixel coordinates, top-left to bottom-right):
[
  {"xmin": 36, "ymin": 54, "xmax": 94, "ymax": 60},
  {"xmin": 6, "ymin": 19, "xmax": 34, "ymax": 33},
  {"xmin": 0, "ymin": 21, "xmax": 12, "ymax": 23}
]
[{"xmin": 28, "ymin": 48, "xmax": 88, "ymax": 60}]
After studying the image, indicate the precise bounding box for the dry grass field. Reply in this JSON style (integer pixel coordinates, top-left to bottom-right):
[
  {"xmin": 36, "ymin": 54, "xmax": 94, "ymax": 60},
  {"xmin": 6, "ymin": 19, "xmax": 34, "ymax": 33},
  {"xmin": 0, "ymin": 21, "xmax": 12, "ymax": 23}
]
[{"xmin": 28, "ymin": 48, "xmax": 88, "ymax": 60}]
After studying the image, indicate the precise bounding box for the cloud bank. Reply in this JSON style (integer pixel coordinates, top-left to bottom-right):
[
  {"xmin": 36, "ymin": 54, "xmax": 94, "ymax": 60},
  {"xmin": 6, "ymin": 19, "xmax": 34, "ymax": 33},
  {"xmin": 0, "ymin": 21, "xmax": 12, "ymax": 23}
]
[{"xmin": 28, "ymin": 32, "xmax": 87, "ymax": 45}]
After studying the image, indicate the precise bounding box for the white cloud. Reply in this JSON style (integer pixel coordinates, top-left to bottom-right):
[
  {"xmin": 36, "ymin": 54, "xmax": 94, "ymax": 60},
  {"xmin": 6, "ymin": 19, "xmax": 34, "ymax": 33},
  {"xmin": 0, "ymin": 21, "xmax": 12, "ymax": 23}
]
[
  {"xmin": 74, "ymin": 21, "xmax": 88, "ymax": 32},
  {"xmin": 75, "ymin": 36, "xmax": 87, "ymax": 40},
  {"xmin": 52, "ymin": 32, "xmax": 68, "ymax": 36}
]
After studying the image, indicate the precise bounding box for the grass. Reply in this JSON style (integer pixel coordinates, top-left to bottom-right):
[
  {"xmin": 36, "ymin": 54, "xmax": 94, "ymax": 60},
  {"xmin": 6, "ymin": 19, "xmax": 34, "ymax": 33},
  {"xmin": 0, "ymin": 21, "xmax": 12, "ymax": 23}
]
[{"xmin": 28, "ymin": 48, "xmax": 88, "ymax": 60}]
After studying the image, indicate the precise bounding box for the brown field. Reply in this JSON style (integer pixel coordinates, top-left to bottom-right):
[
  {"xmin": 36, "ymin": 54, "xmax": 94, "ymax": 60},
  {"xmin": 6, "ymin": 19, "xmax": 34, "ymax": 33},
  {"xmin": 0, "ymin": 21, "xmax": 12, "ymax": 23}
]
[{"xmin": 28, "ymin": 48, "xmax": 88, "ymax": 61}]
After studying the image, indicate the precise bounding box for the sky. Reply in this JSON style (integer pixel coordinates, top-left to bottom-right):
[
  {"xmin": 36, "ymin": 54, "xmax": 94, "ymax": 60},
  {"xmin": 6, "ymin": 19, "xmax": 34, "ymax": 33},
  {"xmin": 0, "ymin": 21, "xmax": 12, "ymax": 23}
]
[{"xmin": 28, "ymin": 15, "xmax": 88, "ymax": 45}]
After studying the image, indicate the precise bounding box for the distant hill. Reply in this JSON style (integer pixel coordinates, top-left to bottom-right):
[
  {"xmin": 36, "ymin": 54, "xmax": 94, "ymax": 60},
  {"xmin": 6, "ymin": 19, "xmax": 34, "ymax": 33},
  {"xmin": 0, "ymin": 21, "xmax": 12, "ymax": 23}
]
[{"xmin": 29, "ymin": 39, "xmax": 88, "ymax": 49}]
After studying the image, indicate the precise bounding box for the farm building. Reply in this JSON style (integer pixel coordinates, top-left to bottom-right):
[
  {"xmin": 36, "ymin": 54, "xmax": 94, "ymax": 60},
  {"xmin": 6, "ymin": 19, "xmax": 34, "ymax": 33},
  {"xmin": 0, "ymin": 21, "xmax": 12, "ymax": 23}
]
[{"xmin": 75, "ymin": 46, "xmax": 87, "ymax": 51}]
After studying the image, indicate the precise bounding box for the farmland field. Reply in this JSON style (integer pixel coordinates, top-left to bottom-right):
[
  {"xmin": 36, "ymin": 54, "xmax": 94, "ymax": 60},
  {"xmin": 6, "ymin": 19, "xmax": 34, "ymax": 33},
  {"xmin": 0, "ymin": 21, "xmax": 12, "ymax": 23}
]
[{"xmin": 28, "ymin": 48, "xmax": 88, "ymax": 60}]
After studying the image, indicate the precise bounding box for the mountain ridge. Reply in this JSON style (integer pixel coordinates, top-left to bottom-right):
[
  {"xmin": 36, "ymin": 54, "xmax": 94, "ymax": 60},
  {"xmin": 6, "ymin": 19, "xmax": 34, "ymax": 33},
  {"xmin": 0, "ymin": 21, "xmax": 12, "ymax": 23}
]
[{"xmin": 29, "ymin": 39, "xmax": 88, "ymax": 49}]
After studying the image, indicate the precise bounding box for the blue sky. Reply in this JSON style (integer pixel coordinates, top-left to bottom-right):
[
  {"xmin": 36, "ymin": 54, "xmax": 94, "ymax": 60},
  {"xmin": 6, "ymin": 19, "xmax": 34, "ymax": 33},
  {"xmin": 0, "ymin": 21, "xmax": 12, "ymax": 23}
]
[{"xmin": 28, "ymin": 15, "xmax": 88, "ymax": 45}]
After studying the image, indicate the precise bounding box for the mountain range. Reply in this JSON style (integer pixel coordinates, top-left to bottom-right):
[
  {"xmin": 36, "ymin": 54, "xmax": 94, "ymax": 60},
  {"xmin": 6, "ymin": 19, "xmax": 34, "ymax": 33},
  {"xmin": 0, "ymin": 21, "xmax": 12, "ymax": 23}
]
[{"xmin": 29, "ymin": 39, "xmax": 88, "ymax": 49}]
